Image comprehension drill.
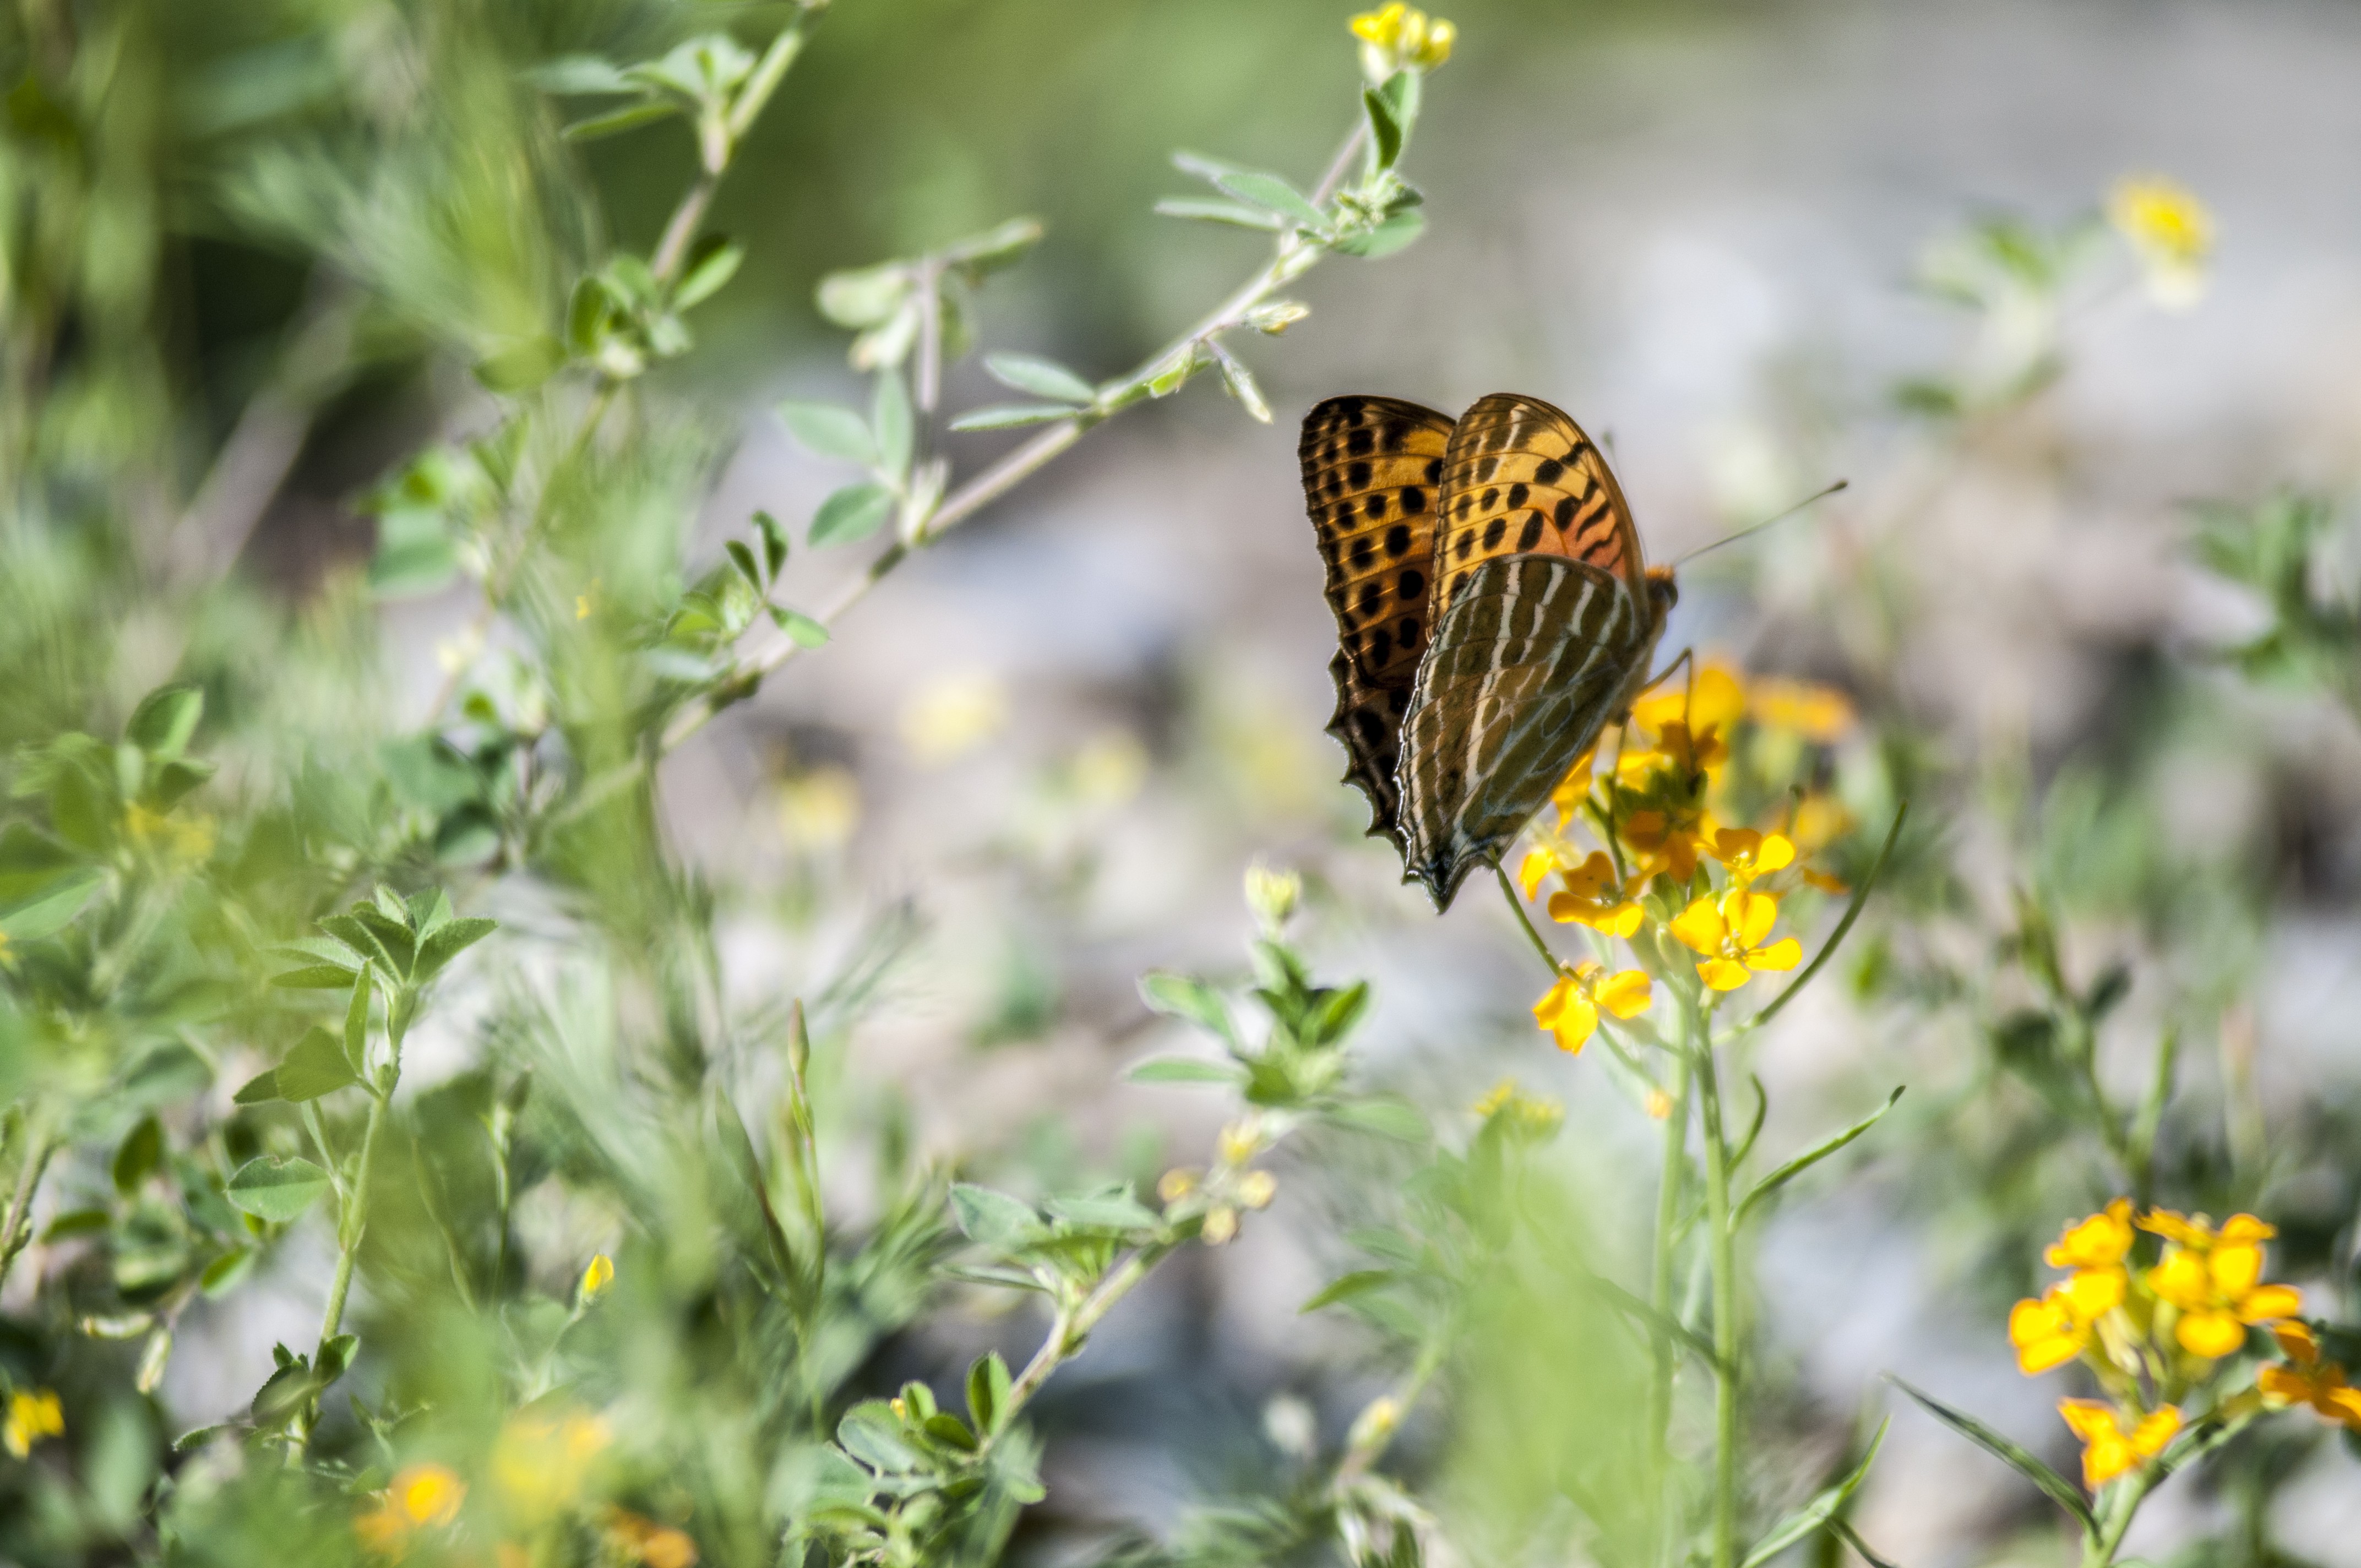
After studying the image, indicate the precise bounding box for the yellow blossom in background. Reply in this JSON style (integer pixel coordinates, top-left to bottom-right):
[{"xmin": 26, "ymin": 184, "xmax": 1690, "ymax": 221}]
[
  {"xmin": 2259, "ymin": 1322, "xmax": 2361, "ymax": 1431},
  {"xmin": 1706, "ymin": 828, "xmax": 1794, "ymax": 888},
  {"xmin": 4, "ymin": 1389, "xmax": 62, "ymax": 1457},
  {"xmin": 2058, "ymin": 1401, "xmax": 2178, "ymax": 1489},
  {"xmin": 1669, "ymin": 889, "xmax": 1800, "ymax": 991},
  {"xmin": 580, "ymin": 1253, "xmax": 614, "ymax": 1305},
  {"xmin": 1237, "ymin": 1170, "xmax": 1279, "ymax": 1209},
  {"xmin": 776, "ymin": 766, "xmax": 861, "ymax": 853},
  {"xmin": 1542, "ymin": 850, "xmax": 1643, "ymax": 936},
  {"xmin": 1217, "ymin": 1118, "xmax": 1265, "ymax": 1166},
  {"xmin": 1243, "ymin": 862, "xmax": 1302, "ymax": 930},
  {"xmin": 2008, "ymin": 1289, "xmax": 2095, "ymax": 1374},
  {"xmin": 1618, "ymin": 720, "xmax": 1727, "ymax": 787},
  {"xmin": 1622, "ymin": 802, "xmax": 1712, "ymax": 881},
  {"xmin": 124, "ymin": 803, "xmax": 216, "ymax": 864},
  {"xmin": 1549, "ymin": 748, "xmax": 1596, "ymax": 829},
  {"xmin": 1532, "ymin": 961, "xmax": 1652, "ymax": 1054},
  {"xmin": 358, "ymin": 1463, "xmax": 466, "ymax": 1556},
  {"xmin": 1071, "ymin": 729, "xmax": 1148, "ymax": 807},
  {"xmin": 1350, "ymin": 3, "xmax": 1454, "ymax": 77},
  {"xmin": 1473, "ymin": 1078, "xmax": 1565, "ymax": 1138},
  {"xmin": 576, "ymin": 578, "xmax": 602, "ymax": 620},
  {"xmin": 1630, "ymin": 663, "xmax": 1745, "ymax": 741},
  {"xmin": 1749, "ymin": 676, "xmax": 1856, "ymax": 743},
  {"xmin": 1644, "ymin": 1088, "xmax": 1673, "ymax": 1120},
  {"xmin": 606, "ymin": 1508, "xmax": 701, "ymax": 1568},
  {"xmin": 1201, "ymin": 1206, "xmax": 1239, "ymax": 1245},
  {"xmin": 493, "ymin": 1407, "xmax": 613, "ymax": 1522},
  {"xmin": 2108, "ymin": 174, "xmax": 2213, "ymax": 312},
  {"xmin": 2139, "ymin": 1210, "xmax": 2300, "ymax": 1357},
  {"xmin": 899, "ymin": 670, "xmax": 1008, "ymax": 766}
]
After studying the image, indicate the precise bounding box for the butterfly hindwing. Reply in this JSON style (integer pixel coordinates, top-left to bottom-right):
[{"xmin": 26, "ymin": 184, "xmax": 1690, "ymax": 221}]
[
  {"xmin": 1299, "ymin": 395, "xmax": 1457, "ymax": 851},
  {"xmin": 1397, "ymin": 555, "xmax": 1656, "ymax": 909},
  {"xmin": 1432, "ymin": 393, "xmax": 1644, "ymax": 615}
]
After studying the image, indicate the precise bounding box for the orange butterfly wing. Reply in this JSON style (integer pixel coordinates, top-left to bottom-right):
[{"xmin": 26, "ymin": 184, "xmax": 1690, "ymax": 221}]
[
  {"xmin": 1431, "ymin": 393, "xmax": 1646, "ymax": 615},
  {"xmin": 1298, "ymin": 395, "xmax": 1457, "ymax": 852}
]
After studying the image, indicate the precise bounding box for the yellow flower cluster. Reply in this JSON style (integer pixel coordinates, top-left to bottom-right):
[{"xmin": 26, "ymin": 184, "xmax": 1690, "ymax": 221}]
[
  {"xmin": 357, "ymin": 1463, "xmax": 466, "ymax": 1557},
  {"xmin": 2009, "ymin": 1200, "xmax": 2324, "ymax": 1491},
  {"xmin": 2107, "ymin": 174, "xmax": 2213, "ymax": 313},
  {"xmin": 1519, "ymin": 660, "xmax": 1859, "ymax": 1054},
  {"xmin": 1472, "ymin": 1077, "xmax": 1565, "ymax": 1139},
  {"xmin": 1350, "ymin": 4, "xmax": 1455, "ymax": 75},
  {"xmin": 3, "ymin": 1389, "xmax": 62, "ymax": 1457}
]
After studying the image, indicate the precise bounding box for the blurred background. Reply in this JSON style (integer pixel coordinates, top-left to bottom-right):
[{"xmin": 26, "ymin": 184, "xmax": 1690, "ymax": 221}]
[{"xmin": 28, "ymin": 0, "xmax": 2361, "ymax": 1560}]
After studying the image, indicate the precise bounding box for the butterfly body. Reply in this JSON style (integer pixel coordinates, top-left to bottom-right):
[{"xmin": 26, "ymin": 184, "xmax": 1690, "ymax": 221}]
[{"xmin": 1299, "ymin": 392, "xmax": 1675, "ymax": 910}]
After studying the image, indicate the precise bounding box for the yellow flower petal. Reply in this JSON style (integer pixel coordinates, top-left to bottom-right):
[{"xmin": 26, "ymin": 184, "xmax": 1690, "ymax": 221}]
[
  {"xmin": 1746, "ymin": 937, "xmax": 1802, "ymax": 973},
  {"xmin": 2210, "ymin": 1242, "xmax": 2263, "ymax": 1297},
  {"xmin": 1669, "ymin": 896, "xmax": 1724, "ymax": 955},
  {"xmin": 1532, "ymin": 976, "xmax": 1579, "ymax": 1030},
  {"xmin": 1551, "ymin": 994, "xmax": 1600, "ymax": 1054},
  {"xmin": 2130, "ymin": 1407, "xmax": 2180, "ymax": 1458},
  {"xmin": 1697, "ymin": 957, "xmax": 1752, "ymax": 992},
  {"xmin": 1597, "ymin": 969, "xmax": 1653, "ymax": 1019},
  {"xmin": 1517, "ymin": 848, "xmax": 1557, "ymax": 899},
  {"xmin": 2177, "ymin": 1309, "xmax": 2246, "ymax": 1359},
  {"xmin": 2237, "ymin": 1284, "xmax": 2303, "ymax": 1324},
  {"xmin": 2060, "ymin": 1266, "xmax": 2125, "ymax": 1321},
  {"xmin": 1731, "ymin": 889, "xmax": 1778, "ymax": 950}
]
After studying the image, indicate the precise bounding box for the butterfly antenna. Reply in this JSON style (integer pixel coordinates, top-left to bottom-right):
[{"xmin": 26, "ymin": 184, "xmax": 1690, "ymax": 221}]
[{"xmin": 1671, "ymin": 478, "xmax": 1849, "ymax": 568}]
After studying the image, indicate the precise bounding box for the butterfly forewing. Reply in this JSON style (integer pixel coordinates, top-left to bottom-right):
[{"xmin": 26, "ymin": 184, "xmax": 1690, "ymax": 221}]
[
  {"xmin": 1397, "ymin": 556, "xmax": 1655, "ymax": 908},
  {"xmin": 1432, "ymin": 393, "xmax": 1644, "ymax": 615},
  {"xmin": 1299, "ymin": 395, "xmax": 1456, "ymax": 852}
]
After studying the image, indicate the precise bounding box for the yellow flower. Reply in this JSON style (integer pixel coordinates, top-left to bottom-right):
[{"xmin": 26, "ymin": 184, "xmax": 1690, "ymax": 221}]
[
  {"xmin": 1201, "ymin": 1205, "xmax": 1239, "ymax": 1245},
  {"xmin": 2108, "ymin": 175, "xmax": 2213, "ymax": 312},
  {"xmin": 358, "ymin": 1463, "xmax": 466, "ymax": 1556},
  {"xmin": 1532, "ymin": 961, "xmax": 1653, "ymax": 1054},
  {"xmin": 2259, "ymin": 1322, "xmax": 2361, "ymax": 1431},
  {"xmin": 2137, "ymin": 1210, "xmax": 2301, "ymax": 1358},
  {"xmin": 2046, "ymin": 1199, "xmax": 2134, "ymax": 1316},
  {"xmin": 1542, "ymin": 850, "xmax": 1644, "ymax": 936},
  {"xmin": 1668, "ymin": 889, "xmax": 1801, "ymax": 992},
  {"xmin": 1350, "ymin": 3, "xmax": 1455, "ymax": 74},
  {"xmin": 1706, "ymin": 828, "xmax": 1794, "ymax": 887},
  {"xmin": 3, "ymin": 1389, "xmax": 62, "ymax": 1457},
  {"xmin": 776, "ymin": 766, "xmax": 860, "ymax": 853},
  {"xmin": 899, "ymin": 671, "xmax": 1007, "ymax": 766},
  {"xmin": 1156, "ymin": 1168, "xmax": 1197, "ymax": 1203},
  {"xmin": 579, "ymin": 1253, "xmax": 614, "ymax": 1305},
  {"xmin": 1621, "ymin": 802, "xmax": 1712, "ymax": 882},
  {"xmin": 606, "ymin": 1507, "xmax": 701, "ymax": 1568},
  {"xmin": 1749, "ymin": 677, "xmax": 1856, "ymax": 743},
  {"xmin": 1643, "ymin": 1088, "xmax": 1673, "ymax": 1120},
  {"xmin": 493, "ymin": 1407, "xmax": 613, "ymax": 1521},
  {"xmin": 1473, "ymin": 1078, "xmax": 1564, "ymax": 1137},
  {"xmin": 576, "ymin": 578, "xmax": 602, "ymax": 620},
  {"xmin": 1549, "ymin": 749, "xmax": 1596, "ymax": 829},
  {"xmin": 2009, "ymin": 1289, "xmax": 2093, "ymax": 1374},
  {"xmin": 1243, "ymin": 863, "xmax": 1302, "ymax": 929},
  {"xmin": 1237, "ymin": 1170, "xmax": 1279, "ymax": 1210},
  {"xmin": 2058, "ymin": 1401, "xmax": 2179, "ymax": 1489},
  {"xmin": 1630, "ymin": 663, "xmax": 1745, "ymax": 741}
]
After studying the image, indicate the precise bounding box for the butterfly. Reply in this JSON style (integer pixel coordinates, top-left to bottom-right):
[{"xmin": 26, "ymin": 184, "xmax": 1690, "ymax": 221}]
[{"xmin": 1299, "ymin": 392, "xmax": 1679, "ymax": 911}]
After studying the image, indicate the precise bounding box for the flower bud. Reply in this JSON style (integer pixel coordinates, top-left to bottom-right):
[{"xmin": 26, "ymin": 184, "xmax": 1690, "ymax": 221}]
[
  {"xmin": 1237, "ymin": 1170, "xmax": 1278, "ymax": 1210},
  {"xmin": 1157, "ymin": 1168, "xmax": 1198, "ymax": 1204},
  {"xmin": 1202, "ymin": 1206, "xmax": 1239, "ymax": 1245}
]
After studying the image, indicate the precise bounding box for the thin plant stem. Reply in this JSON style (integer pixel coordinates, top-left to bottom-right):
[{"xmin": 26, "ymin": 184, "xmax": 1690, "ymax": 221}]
[
  {"xmin": 296, "ymin": 1087, "xmax": 390, "ymax": 1451},
  {"xmin": 1646, "ymin": 1056, "xmax": 1691, "ymax": 1558},
  {"xmin": 1691, "ymin": 991, "xmax": 1739, "ymax": 1568},
  {"xmin": 1497, "ymin": 865, "xmax": 1562, "ymax": 976},
  {"xmin": 981, "ymin": 1243, "xmax": 1166, "ymax": 1457},
  {"xmin": 0, "ymin": 1131, "xmax": 57, "ymax": 1297}
]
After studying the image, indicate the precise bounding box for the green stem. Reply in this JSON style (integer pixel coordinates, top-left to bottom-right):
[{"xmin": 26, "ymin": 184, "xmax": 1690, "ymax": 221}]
[
  {"xmin": 0, "ymin": 1130, "xmax": 56, "ymax": 1296},
  {"xmin": 980, "ymin": 1242, "xmax": 1168, "ymax": 1459},
  {"xmin": 2081, "ymin": 1469, "xmax": 2157, "ymax": 1568},
  {"xmin": 1646, "ymin": 1055, "xmax": 1691, "ymax": 1556},
  {"xmin": 296, "ymin": 1087, "xmax": 390, "ymax": 1450},
  {"xmin": 1497, "ymin": 865, "xmax": 1562, "ymax": 976},
  {"xmin": 1692, "ymin": 994, "xmax": 1739, "ymax": 1568}
]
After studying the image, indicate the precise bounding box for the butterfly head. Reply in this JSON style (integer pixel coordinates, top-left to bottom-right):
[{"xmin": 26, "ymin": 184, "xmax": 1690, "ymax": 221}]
[{"xmin": 1644, "ymin": 565, "xmax": 1678, "ymax": 630}]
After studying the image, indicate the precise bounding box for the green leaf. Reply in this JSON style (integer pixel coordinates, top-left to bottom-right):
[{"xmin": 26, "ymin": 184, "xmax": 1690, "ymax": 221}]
[
  {"xmin": 765, "ymin": 605, "xmax": 831, "ymax": 647},
  {"xmin": 271, "ymin": 965, "xmax": 362, "ymax": 990},
  {"xmin": 1138, "ymin": 971, "xmax": 1234, "ymax": 1039},
  {"xmin": 1301, "ymin": 1270, "xmax": 1397, "ymax": 1313},
  {"xmin": 474, "ymin": 336, "xmax": 565, "ymax": 393},
  {"xmin": 777, "ymin": 401, "xmax": 877, "ymax": 465},
  {"xmin": 983, "ymin": 353, "xmax": 1095, "ymax": 406},
  {"xmin": 754, "ymin": 510, "xmax": 790, "ymax": 579},
  {"xmin": 923, "ymin": 1412, "xmax": 977, "ymax": 1451},
  {"xmin": 562, "ymin": 99, "xmax": 677, "ymax": 140},
  {"xmin": 528, "ymin": 55, "xmax": 634, "ymax": 94},
  {"xmin": 1335, "ymin": 208, "xmax": 1426, "ymax": 258},
  {"xmin": 199, "ymin": 1247, "xmax": 257, "ymax": 1297},
  {"xmin": 0, "ymin": 869, "xmax": 104, "ymax": 941},
  {"xmin": 837, "ymin": 1402, "xmax": 924, "ymax": 1473},
  {"xmin": 343, "ymin": 970, "xmax": 373, "ymax": 1074},
  {"xmin": 817, "ymin": 263, "xmax": 911, "ymax": 329},
  {"xmin": 232, "ymin": 1070, "xmax": 281, "ymax": 1106},
  {"xmin": 225, "ymin": 1156, "xmax": 333, "ymax": 1224},
  {"xmin": 1212, "ymin": 171, "xmax": 1328, "ymax": 232},
  {"xmin": 1207, "ymin": 340, "xmax": 1271, "ymax": 423},
  {"xmin": 872, "ymin": 372, "xmax": 913, "ymax": 482},
  {"xmin": 126, "ymin": 684, "xmax": 204, "ymax": 756},
  {"xmin": 112, "ymin": 1116, "xmax": 163, "ymax": 1195},
  {"xmin": 948, "ymin": 403, "xmax": 1081, "ymax": 432},
  {"xmin": 808, "ymin": 483, "xmax": 894, "ymax": 547},
  {"xmin": 950, "ymin": 1183, "xmax": 1043, "ymax": 1248},
  {"xmin": 1733, "ymin": 1087, "xmax": 1904, "ymax": 1229},
  {"xmin": 938, "ymin": 216, "xmax": 1046, "ymax": 275},
  {"xmin": 1152, "ymin": 198, "xmax": 1285, "ymax": 231},
  {"xmin": 1124, "ymin": 1057, "xmax": 1242, "ymax": 1085},
  {"xmin": 1886, "ymin": 1377, "xmax": 2095, "ymax": 1534},
  {"xmin": 275, "ymin": 1028, "xmax": 361, "ymax": 1102},
  {"xmin": 1299, "ymin": 979, "xmax": 1370, "ymax": 1046},
  {"xmin": 967, "ymin": 1351, "xmax": 1011, "ymax": 1434},
  {"xmin": 673, "ymin": 236, "xmax": 743, "ymax": 310},
  {"xmin": 1362, "ymin": 85, "xmax": 1405, "ymax": 171},
  {"xmin": 726, "ymin": 539, "xmax": 763, "ymax": 590},
  {"xmin": 1322, "ymin": 1097, "xmax": 1428, "ymax": 1143},
  {"xmin": 1737, "ymin": 1419, "xmax": 1889, "ymax": 1568}
]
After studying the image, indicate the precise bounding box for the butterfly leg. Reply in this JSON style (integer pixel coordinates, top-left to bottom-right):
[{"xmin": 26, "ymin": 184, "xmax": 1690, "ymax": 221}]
[{"xmin": 1627, "ymin": 644, "xmax": 1695, "ymax": 715}]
